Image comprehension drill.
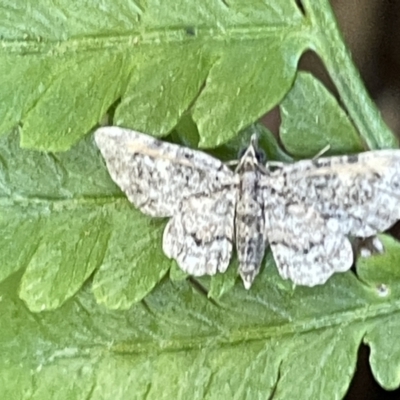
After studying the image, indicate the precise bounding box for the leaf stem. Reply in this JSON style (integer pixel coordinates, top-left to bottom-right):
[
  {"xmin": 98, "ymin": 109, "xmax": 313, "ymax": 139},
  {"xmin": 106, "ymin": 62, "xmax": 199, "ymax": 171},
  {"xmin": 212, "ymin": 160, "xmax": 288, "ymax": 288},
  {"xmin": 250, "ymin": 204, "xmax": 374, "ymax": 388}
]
[{"xmin": 302, "ymin": 0, "xmax": 398, "ymax": 149}]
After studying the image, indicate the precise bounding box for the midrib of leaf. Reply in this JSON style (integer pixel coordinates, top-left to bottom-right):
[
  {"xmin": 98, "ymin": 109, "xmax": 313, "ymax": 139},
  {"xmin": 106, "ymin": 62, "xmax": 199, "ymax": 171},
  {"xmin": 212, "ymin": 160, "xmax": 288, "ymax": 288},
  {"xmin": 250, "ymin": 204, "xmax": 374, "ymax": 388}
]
[
  {"xmin": 89, "ymin": 295, "xmax": 400, "ymax": 355},
  {"xmin": 3, "ymin": 24, "xmax": 305, "ymax": 55}
]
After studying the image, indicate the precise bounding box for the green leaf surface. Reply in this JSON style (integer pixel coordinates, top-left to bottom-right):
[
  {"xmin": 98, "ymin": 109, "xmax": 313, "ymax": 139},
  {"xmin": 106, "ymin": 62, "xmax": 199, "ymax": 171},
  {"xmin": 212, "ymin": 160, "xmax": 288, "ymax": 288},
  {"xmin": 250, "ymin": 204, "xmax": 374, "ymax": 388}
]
[
  {"xmin": 2, "ymin": 237, "xmax": 400, "ymax": 399},
  {"xmin": 356, "ymin": 235, "xmax": 400, "ymax": 390},
  {"xmin": 280, "ymin": 72, "xmax": 364, "ymax": 158},
  {"xmin": 91, "ymin": 212, "xmax": 171, "ymax": 310},
  {"xmin": 357, "ymin": 235, "xmax": 400, "ymax": 288},
  {"xmin": 192, "ymin": 39, "xmax": 303, "ymax": 148},
  {"xmin": 208, "ymin": 257, "xmax": 238, "ymax": 300},
  {"xmin": 2, "ymin": 1, "xmax": 395, "ymax": 151},
  {"xmin": 169, "ymin": 261, "xmax": 189, "ymax": 282},
  {"xmin": 1, "ymin": 0, "xmax": 306, "ymax": 150},
  {"xmin": 0, "ymin": 131, "xmax": 170, "ymax": 311},
  {"xmin": 303, "ymin": 0, "xmax": 397, "ymax": 149}
]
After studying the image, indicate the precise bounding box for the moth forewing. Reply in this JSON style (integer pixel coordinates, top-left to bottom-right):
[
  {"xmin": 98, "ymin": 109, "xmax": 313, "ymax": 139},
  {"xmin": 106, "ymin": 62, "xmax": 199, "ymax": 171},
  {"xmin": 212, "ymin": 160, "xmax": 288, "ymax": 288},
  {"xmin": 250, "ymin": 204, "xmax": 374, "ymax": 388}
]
[{"xmin": 95, "ymin": 127, "xmax": 236, "ymax": 218}]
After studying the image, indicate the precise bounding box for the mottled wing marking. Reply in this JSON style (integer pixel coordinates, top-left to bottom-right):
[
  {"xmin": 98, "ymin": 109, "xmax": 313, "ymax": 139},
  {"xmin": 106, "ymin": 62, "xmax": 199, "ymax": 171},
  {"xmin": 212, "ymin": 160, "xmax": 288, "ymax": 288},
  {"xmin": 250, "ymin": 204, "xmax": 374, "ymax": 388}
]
[
  {"xmin": 95, "ymin": 126, "xmax": 239, "ymax": 279},
  {"xmin": 95, "ymin": 127, "xmax": 236, "ymax": 217},
  {"xmin": 267, "ymin": 150, "xmax": 400, "ymax": 237},
  {"xmin": 163, "ymin": 188, "xmax": 236, "ymax": 275},
  {"xmin": 263, "ymin": 150, "xmax": 400, "ymax": 285},
  {"xmin": 264, "ymin": 201, "xmax": 353, "ymax": 286}
]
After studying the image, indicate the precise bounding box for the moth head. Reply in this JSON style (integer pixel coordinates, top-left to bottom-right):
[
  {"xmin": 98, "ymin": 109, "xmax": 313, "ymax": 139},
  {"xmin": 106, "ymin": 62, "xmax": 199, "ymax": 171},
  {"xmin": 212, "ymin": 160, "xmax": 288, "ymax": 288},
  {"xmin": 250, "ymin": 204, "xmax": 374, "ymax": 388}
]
[{"xmin": 236, "ymin": 134, "xmax": 266, "ymax": 171}]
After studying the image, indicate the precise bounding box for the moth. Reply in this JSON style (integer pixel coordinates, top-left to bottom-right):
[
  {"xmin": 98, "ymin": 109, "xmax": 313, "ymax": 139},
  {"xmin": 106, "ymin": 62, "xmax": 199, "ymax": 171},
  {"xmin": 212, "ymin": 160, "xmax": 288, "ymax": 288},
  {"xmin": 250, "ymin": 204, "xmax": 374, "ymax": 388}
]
[{"xmin": 95, "ymin": 127, "xmax": 400, "ymax": 289}]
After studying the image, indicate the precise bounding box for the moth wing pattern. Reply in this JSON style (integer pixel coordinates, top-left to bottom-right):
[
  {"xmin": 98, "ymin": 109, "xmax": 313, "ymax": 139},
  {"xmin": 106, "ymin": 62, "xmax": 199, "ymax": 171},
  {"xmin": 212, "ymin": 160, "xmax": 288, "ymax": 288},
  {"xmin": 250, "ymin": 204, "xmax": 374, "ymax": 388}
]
[
  {"xmin": 263, "ymin": 150, "xmax": 400, "ymax": 285},
  {"xmin": 265, "ymin": 202, "xmax": 353, "ymax": 286},
  {"xmin": 272, "ymin": 150, "xmax": 400, "ymax": 236},
  {"xmin": 95, "ymin": 127, "xmax": 236, "ymax": 217},
  {"xmin": 163, "ymin": 187, "xmax": 237, "ymax": 276},
  {"xmin": 96, "ymin": 126, "xmax": 400, "ymax": 288}
]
